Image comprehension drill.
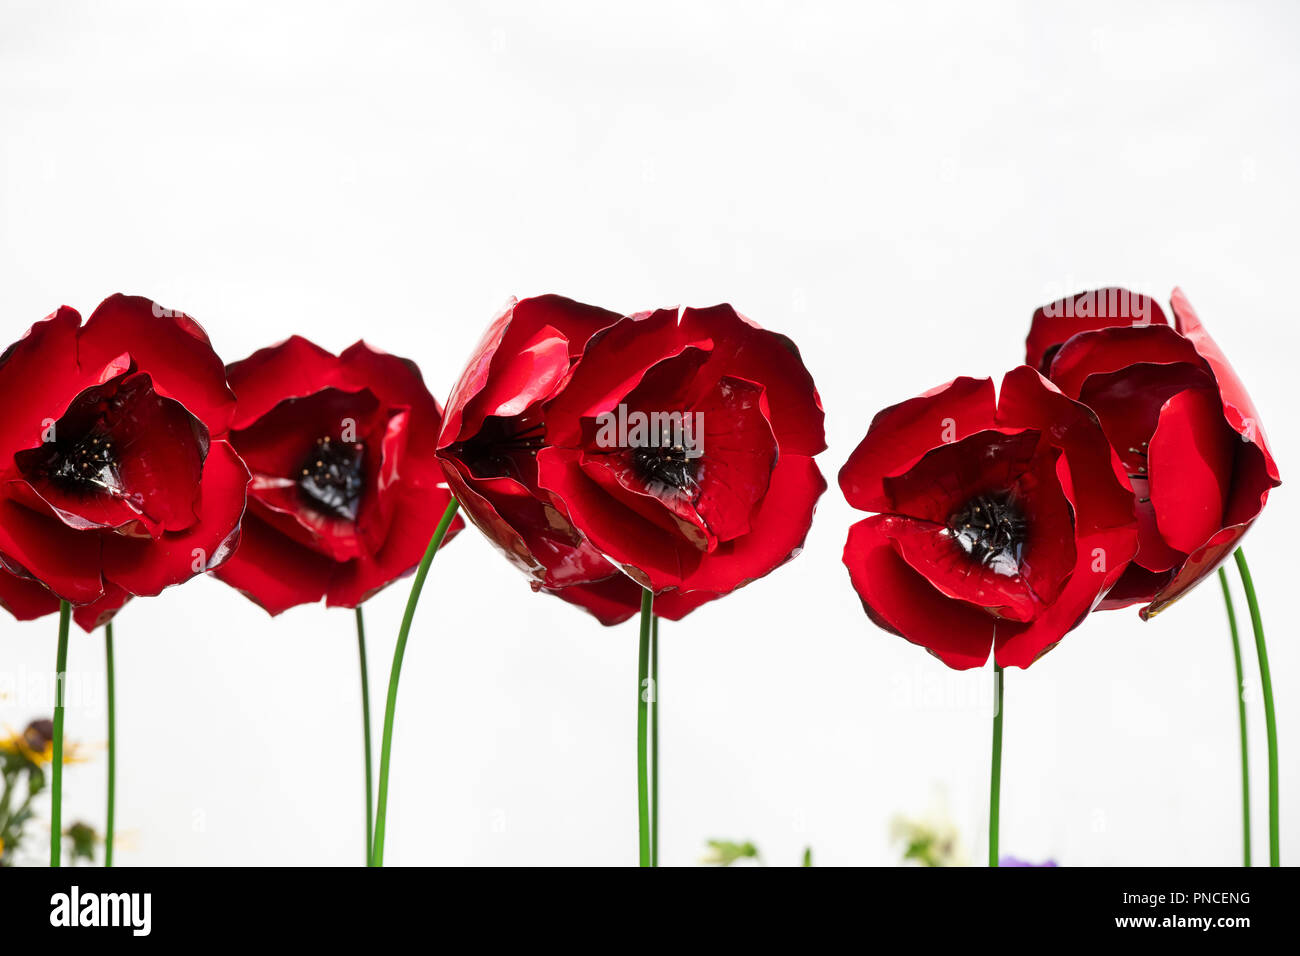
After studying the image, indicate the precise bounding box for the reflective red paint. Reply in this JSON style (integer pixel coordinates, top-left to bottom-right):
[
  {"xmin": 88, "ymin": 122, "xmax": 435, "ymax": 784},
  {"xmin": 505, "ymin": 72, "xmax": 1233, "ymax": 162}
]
[
  {"xmin": 0, "ymin": 296, "xmax": 249, "ymax": 630},
  {"xmin": 840, "ymin": 368, "xmax": 1140, "ymax": 669},
  {"xmin": 212, "ymin": 336, "xmax": 462, "ymax": 614},
  {"xmin": 1026, "ymin": 288, "xmax": 1280, "ymax": 617}
]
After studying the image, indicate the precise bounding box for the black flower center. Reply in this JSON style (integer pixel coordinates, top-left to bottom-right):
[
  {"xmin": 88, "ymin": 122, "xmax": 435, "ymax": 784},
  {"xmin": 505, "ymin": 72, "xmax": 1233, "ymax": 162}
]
[
  {"xmin": 633, "ymin": 443, "xmax": 698, "ymax": 493},
  {"xmin": 948, "ymin": 491, "xmax": 1026, "ymax": 574},
  {"xmin": 298, "ymin": 436, "xmax": 365, "ymax": 521},
  {"xmin": 455, "ymin": 417, "xmax": 545, "ymax": 480},
  {"xmin": 50, "ymin": 431, "xmax": 122, "ymax": 492}
]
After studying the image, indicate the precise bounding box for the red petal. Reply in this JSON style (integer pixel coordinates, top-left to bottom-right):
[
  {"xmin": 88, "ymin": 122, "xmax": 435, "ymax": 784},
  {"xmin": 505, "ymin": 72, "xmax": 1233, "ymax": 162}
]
[
  {"xmin": 1025, "ymin": 288, "xmax": 1167, "ymax": 372},
  {"xmin": 441, "ymin": 296, "xmax": 621, "ymax": 447},
  {"xmin": 0, "ymin": 566, "xmax": 61, "ymax": 621},
  {"xmin": 1141, "ymin": 523, "xmax": 1251, "ymax": 619},
  {"xmin": 539, "ymin": 445, "xmax": 704, "ymax": 590},
  {"xmin": 226, "ymin": 336, "xmax": 343, "ymax": 430},
  {"xmin": 101, "ymin": 440, "xmax": 250, "ymax": 596},
  {"xmin": 1047, "ymin": 324, "xmax": 1204, "ymax": 400},
  {"xmin": 679, "ymin": 304, "xmax": 826, "ymax": 456},
  {"xmin": 0, "ymin": 496, "xmax": 104, "ymax": 603},
  {"xmin": 211, "ymin": 511, "xmax": 332, "ymax": 614},
  {"xmin": 1171, "ymin": 289, "xmax": 1281, "ymax": 485},
  {"xmin": 678, "ymin": 453, "xmax": 827, "ymax": 595},
  {"xmin": 442, "ymin": 457, "xmax": 615, "ymax": 588},
  {"xmin": 73, "ymin": 581, "xmax": 132, "ymax": 632},
  {"xmin": 994, "ymin": 522, "xmax": 1137, "ymax": 668},
  {"xmin": 78, "ymin": 295, "xmax": 235, "ymax": 434},
  {"xmin": 839, "ymin": 377, "xmax": 996, "ymax": 513},
  {"xmin": 842, "ymin": 515, "xmax": 996, "ymax": 670},
  {"xmin": 884, "ymin": 516, "xmax": 1039, "ymax": 622},
  {"xmin": 0, "ymin": 307, "xmax": 92, "ymax": 463},
  {"xmin": 1148, "ymin": 387, "xmax": 1236, "ymax": 555}
]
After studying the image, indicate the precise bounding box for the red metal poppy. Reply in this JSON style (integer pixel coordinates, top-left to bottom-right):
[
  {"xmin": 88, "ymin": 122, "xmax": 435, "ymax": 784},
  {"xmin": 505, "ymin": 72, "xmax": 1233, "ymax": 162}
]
[
  {"xmin": 840, "ymin": 368, "xmax": 1140, "ymax": 669},
  {"xmin": 212, "ymin": 336, "xmax": 462, "ymax": 613},
  {"xmin": 0, "ymin": 296, "xmax": 249, "ymax": 620},
  {"xmin": 1026, "ymin": 288, "xmax": 1281, "ymax": 617}
]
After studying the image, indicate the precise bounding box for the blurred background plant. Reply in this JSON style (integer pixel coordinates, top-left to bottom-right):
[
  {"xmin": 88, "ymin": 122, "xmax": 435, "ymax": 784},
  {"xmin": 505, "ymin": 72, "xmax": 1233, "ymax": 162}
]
[
  {"xmin": 701, "ymin": 839, "xmax": 813, "ymax": 866},
  {"xmin": 0, "ymin": 718, "xmax": 89, "ymax": 866},
  {"xmin": 891, "ymin": 810, "xmax": 968, "ymax": 867}
]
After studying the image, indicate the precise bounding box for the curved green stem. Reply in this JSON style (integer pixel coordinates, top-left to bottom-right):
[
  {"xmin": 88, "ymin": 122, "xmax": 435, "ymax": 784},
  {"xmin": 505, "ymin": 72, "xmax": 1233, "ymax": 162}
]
[
  {"xmin": 1234, "ymin": 548, "xmax": 1278, "ymax": 866},
  {"xmin": 1218, "ymin": 568, "xmax": 1250, "ymax": 866},
  {"xmin": 989, "ymin": 661, "xmax": 1003, "ymax": 868},
  {"xmin": 637, "ymin": 589, "xmax": 653, "ymax": 867},
  {"xmin": 370, "ymin": 498, "xmax": 459, "ymax": 867},
  {"xmin": 356, "ymin": 606, "xmax": 373, "ymax": 865},
  {"xmin": 105, "ymin": 621, "xmax": 116, "ymax": 868},
  {"xmin": 651, "ymin": 613, "xmax": 659, "ymax": 868},
  {"xmin": 51, "ymin": 600, "xmax": 70, "ymax": 867}
]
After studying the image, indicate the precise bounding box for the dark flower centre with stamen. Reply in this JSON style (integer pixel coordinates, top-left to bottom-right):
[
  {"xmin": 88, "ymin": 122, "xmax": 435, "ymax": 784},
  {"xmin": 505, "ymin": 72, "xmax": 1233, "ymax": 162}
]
[
  {"xmin": 456, "ymin": 416, "xmax": 545, "ymax": 480},
  {"xmin": 298, "ymin": 436, "xmax": 365, "ymax": 521},
  {"xmin": 633, "ymin": 443, "xmax": 698, "ymax": 493},
  {"xmin": 17, "ymin": 425, "xmax": 126, "ymax": 496},
  {"xmin": 52, "ymin": 431, "xmax": 121, "ymax": 491},
  {"xmin": 948, "ymin": 491, "xmax": 1027, "ymax": 573}
]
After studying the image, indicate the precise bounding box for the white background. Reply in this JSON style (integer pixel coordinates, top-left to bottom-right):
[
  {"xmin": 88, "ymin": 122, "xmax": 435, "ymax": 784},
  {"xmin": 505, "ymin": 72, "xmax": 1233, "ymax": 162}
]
[{"xmin": 1, "ymin": 0, "xmax": 1297, "ymax": 867}]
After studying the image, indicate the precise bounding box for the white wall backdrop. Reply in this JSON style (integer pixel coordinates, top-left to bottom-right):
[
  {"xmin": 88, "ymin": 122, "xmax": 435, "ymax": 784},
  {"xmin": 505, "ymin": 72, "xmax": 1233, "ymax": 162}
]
[{"xmin": 1, "ymin": 0, "xmax": 1297, "ymax": 866}]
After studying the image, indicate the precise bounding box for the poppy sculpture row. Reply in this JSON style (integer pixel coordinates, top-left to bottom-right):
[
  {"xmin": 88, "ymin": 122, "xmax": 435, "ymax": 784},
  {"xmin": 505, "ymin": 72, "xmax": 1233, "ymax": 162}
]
[{"xmin": 0, "ymin": 289, "xmax": 1280, "ymax": 866}]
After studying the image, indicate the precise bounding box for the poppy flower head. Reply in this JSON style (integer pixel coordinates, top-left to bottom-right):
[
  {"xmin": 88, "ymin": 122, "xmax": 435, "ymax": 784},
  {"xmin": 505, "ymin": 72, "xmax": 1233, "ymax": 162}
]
[
  {"xmin": 436, "ymin": 296, "xmax": 636, "ymax": 596},
  {"xmin": 840, "ymin": 369, "xmax": 1140, "ymax": 670},
  {"xmin": 213, "ymin": 336, "xmax": 463, "ymax": 614},
  {"xmin": 537, "ymin": 303, "xmax": 827, "ymax": 602},
  {"xmin": 0, "ymin": 296, "xmax": 249, "ymax": 616},
  {"xmin": 1025, "ymin": 288, "xmax": 1281, "ymax": 617}
]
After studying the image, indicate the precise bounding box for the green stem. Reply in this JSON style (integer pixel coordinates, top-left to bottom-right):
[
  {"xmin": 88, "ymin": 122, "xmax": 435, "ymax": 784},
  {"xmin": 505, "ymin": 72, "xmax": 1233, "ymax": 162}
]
[
  {"xmin": 356, "ymin": 606, "xmax": 374, "ymax": 866},
  {"xmin": 105, "ymin": 621, "xmax": 116, "ymax": 868},
  {"xmin": 651, "ymin": 613, "xmax": 659, "ymax": 867},
  {"xmin": 370, "ymin": 498, "xmax": 459, "ymax": 867},
  {"xmin": 637, "ymin": 589, "xmax": 653, "ymax": 867},
  {"xmin": 1218, "ymin": 568, "xmax": 1250, "ymax": 866},
  {"xmin": 989, "ymin": 660, "xmax": 1003, "ymax": 868},
  {"xmin": 51, "ymin": 600, "xmax": 70, "ymax": 867},
  {"xmin": 1234, "ymin": 548, "xmax": 1278, "ymax": 866}
]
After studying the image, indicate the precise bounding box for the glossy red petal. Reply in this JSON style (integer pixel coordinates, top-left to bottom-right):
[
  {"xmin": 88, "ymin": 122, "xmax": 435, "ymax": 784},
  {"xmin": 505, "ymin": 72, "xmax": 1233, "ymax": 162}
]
[
  {"xmin": 679, "ymin": 304, "xmax": 826, "ymax": 456},
  {"xmin": 0, "ymin": 566, "xmax": 61, "ymax": 621},
  {"xmin": 441, "ymin": 296, "xmax": 622, "ymax": 446},
  {"xmin": 0, "ymin": 496, "xmax": 104, "ymax": 603},
  {"xmin": 678, "ymin": 453, "xmax": 827, "ymax": 595},
  {"xmin": 338, "ymin": 341, "xmax": 446, "ymax": 455},
  {"xmin": 441, "ymin": 457, "xmax": 614, "ymax": 588},
  {"xmin": 542, "ymin": 309, "xmax": 690, "ymax": 449},
  {"xmin": 1148, "ymin": 387, "xmax": 1237, "ymax": 555},
  {"xmin": 78, "ymin": 295, "xmax": 235, "ymax": 435},
  {"xmin": 1025, "ymin": 288, "xmax": 1167, "ymax": 372},
  {"xmin": 210, "ymin": 511, "xmax": 332, "ymax": 615},
  {"xmin": 1141, "ymin": 522, "xmax": 1251, "ymax": 619},
  {"xmin": 843, "ymin": 515, "xmax": 996, "ymax": 670},
  {"xmin": 0, "ymin": 307, "xmax": 90, "ymax": 464},
  {"xmin": 101, "ymin": 440, "xmax": 250, "ymax": 596},
  {"xmin": 1096, "ymin": 563, "xmax": 1172, "ymax": 611},
  {"xmin": 539, "ymin": 445, "xmax": 703, "ymax": 591},
  {"xmin": 72, "ymin": 581, "xmax": 132, "ymax": 633},
  {"xmin": 882, "ymin": 427, "xmax": 1039, "ymax": 523},
  {"xmin": 885, "ymin": 516, "xmax": 1039, "ymax": 622},
  {"xmin": 1170, "ymin": 289, "xmax": 1281, "ymax": 484},
  {"xmin": 994, "ymin": 522, "xmax": 1136, "ymax": 668},
  {"xmin": 839, "ymin": 376, "xmax": 996, "ymax": 514},
  {"xmin": 1047, "ymin": 324, "xmax": 1206, "ymax": 400},
  {"xmin": 226, "ymin": 335, "xmax": 343, "ymax": 430}
]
